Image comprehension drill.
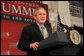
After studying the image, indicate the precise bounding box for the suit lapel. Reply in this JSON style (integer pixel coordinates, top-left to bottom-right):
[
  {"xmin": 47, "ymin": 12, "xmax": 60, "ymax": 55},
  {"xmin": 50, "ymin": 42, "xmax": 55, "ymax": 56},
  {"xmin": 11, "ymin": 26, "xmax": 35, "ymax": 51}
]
[
  {"xmin": 33, "ymin": 23, "xmax": 43, "ymax": 39},
  {"xmin": 44, "ymin": 22, "xmax": 51, "ymax": 36}
]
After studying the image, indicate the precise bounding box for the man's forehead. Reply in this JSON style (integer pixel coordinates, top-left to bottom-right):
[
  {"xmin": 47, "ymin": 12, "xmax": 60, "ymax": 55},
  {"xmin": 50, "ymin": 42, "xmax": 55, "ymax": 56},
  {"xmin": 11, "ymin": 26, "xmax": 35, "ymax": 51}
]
[
  {"xmin": 35, "ymin": 7, "xmax": 46, "ymax": 12},
  {"xmin": 36, "ymin": 8, "xmax": 46, "ymax": 12}
]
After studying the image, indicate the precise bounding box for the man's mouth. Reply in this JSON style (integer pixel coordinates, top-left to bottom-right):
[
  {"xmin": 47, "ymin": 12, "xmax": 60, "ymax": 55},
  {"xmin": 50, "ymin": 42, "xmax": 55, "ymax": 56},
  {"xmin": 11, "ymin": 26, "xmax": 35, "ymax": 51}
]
[{"xmin": 41, "ymin": 19, "xmax": 45, "ymax": 20}]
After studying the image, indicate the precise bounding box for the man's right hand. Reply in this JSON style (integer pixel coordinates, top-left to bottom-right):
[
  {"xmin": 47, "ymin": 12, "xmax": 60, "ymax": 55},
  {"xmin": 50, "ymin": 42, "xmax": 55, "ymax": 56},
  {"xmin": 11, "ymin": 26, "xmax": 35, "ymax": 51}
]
[{"xmin": 30, "ymin": 42, "xmax": 39, "ymax": 51}]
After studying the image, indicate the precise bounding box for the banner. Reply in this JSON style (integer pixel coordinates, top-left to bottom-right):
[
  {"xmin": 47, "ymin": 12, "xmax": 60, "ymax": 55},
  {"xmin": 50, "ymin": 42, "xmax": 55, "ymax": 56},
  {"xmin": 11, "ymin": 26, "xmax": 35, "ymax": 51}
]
[{"xmin": 1, "ymin": 1, "xmax": 49, "ymax": 55}]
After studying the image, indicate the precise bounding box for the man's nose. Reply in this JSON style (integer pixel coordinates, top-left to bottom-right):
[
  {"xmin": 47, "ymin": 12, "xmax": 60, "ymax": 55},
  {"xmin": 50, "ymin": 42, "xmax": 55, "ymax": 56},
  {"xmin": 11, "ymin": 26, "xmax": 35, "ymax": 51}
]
[{"xmin": 41, "ymin": 14, "xmax": 45, "ymax": 18}]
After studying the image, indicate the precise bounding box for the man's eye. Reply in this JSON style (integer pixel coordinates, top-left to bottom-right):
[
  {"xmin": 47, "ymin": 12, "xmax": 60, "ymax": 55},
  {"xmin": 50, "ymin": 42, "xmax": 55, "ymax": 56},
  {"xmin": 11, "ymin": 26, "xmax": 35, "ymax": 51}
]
[
  {"xmin": 43, "ymin": 14, "xmax": 46, "ymax": 15},
  {"xmin": 39, "ymin": 14, "xmax": 42, "ymax": 15}
]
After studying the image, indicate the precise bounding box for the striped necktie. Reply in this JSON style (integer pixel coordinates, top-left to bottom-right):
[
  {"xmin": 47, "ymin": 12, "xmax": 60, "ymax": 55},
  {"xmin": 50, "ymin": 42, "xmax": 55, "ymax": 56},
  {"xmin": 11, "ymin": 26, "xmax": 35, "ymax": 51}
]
[{"xmin": 41, "ymin": 26, "xmax": 48, "ymax": 39}]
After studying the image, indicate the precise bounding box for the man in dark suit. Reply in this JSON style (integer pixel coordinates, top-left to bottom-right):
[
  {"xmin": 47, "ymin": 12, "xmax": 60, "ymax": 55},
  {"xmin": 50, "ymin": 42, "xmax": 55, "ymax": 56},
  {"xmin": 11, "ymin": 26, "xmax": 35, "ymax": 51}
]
[{"xmin": 17, "ymin": 7, "xmax": 52, "ymax": 55}]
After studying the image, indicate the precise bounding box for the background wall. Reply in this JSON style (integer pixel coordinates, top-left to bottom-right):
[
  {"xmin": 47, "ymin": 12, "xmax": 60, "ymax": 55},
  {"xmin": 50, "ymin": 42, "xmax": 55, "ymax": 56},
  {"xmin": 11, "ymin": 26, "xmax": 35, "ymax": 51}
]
[{"xmin": 42, "ymin": 1, "xmax": 83, "ymax": 32}]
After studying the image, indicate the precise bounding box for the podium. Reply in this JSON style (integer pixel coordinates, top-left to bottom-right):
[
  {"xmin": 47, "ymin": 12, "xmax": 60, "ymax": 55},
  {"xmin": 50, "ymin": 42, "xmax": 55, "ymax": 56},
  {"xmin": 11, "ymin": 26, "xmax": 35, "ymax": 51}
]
[{"xmin": 38, "ymin": 32, "xmax": 83, "ymax": 55}]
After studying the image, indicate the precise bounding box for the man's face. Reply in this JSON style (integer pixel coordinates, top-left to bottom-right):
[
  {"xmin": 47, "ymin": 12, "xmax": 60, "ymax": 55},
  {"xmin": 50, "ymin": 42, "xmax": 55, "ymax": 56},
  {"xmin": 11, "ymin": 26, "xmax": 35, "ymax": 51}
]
[{"xmin": 34, "ymin": 9, "xmax": 47, "ymax": 25}]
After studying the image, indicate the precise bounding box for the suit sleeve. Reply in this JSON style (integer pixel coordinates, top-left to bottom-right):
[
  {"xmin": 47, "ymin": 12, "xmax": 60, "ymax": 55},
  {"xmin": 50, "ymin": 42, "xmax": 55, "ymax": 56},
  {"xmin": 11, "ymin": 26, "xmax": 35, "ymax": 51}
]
[{"xmin": 17, "ymin": 27, "xmax": 33, "ymax": 52}]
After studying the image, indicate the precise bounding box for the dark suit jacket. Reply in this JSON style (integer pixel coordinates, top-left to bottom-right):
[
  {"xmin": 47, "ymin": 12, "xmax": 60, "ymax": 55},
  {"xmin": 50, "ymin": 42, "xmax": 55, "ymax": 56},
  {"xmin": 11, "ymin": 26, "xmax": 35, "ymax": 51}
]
[{"xmin": 17, "ymin": 21, "xmax": 52, "ymax": 55}]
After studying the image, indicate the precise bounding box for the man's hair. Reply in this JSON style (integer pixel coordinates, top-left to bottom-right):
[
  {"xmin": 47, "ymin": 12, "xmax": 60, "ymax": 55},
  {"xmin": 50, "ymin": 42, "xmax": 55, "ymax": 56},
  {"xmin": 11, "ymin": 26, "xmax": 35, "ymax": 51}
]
[{"xmin": 34, "ymin": 7, "xmax": 47, "ymax": 16}]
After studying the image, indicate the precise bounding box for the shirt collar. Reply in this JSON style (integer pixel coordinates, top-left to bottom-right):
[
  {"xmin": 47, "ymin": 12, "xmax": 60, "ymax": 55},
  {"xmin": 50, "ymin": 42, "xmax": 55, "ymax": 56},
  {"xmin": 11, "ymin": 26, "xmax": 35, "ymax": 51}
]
[{"xmin": 36, "ymin": 22, "xmax": 45, "ymax": 29}]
